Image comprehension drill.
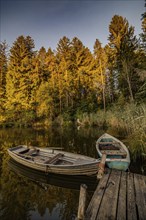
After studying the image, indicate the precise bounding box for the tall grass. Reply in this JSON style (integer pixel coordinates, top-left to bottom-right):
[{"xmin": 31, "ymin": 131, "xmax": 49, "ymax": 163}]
[{"xmin": 76, "ymin": 103, "xmax": 146, "ymax": 159}]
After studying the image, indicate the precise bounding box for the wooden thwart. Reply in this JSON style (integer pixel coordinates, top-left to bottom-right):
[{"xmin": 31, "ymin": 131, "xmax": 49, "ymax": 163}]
[
  {"xmin": 44, "ymin": 153, "xmax": 64, "ymax": 164},
  {"xmin": 100, "ymin": 150, "xmax": 126, "ymax": 157}
]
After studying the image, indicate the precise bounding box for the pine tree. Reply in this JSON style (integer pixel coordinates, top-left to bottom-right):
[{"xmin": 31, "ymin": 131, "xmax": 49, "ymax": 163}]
[
  {"xmin": 140, "ymin": 0, "xmax": 146, "ymax": 52},
  {"xmin": 104, "ymin": 44, "xmax": 117, "ymax": 103},
  {"xmin": 71, "ymin": 37, "xmax": 95, "ymax": 112},
  {"xmin": 93, "ymin": 39, "xmax": 108, "ymax": 111},
  {"xmin": 0, "ymin": 41, "xmax": 8, "ymax": 119},
  {"xmin": 108, "ymin": 15, "xmax": 140, "ymax": 102},
  {"xmin": 5, "ymin": 35, "xmax": 35, "ymax": 118},
  {"xmin": 36, "ymin": 48, "xmax": 58, "ymax": 119},
  {"xmin": 56, "ymin": 36, "xmax": 72, "ymax": 113},
  {"xmin": 136, "ymin": 2, "xmax": 146, "ymax": 101}
]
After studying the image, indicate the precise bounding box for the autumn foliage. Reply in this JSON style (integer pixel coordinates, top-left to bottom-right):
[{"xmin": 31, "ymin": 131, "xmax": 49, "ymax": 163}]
[{"xmin": 0, "ymin": 15, "xmax": 146, "ymax": 127}]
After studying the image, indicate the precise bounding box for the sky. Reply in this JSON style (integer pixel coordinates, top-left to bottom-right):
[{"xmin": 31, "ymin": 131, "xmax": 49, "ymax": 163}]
[{"xmin": 0, "ymin": 0, "xmax": 145, "ymax": 52}]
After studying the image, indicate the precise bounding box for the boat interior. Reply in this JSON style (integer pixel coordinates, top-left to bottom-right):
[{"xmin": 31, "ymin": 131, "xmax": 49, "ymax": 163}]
[
  {"xmin": 99, "ymin": 142, "xmax": 127, "ymax": 158},
  {"xmin": 10, "ymin": 146, "xmax": 93, "ymax": 165}
]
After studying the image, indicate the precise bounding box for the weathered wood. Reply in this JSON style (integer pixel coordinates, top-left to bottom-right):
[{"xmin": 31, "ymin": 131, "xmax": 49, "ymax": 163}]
[
  {"xmin": 97, "ymin": 153, "xmax": 107, "ymax": 179},
  {"xmin": 127, "ymin": 172, "xmax": 137, "ymax": 220},
  {"xmin": 100, "ymin": 150, "xmax": 126, "ymax": 157},
  {"xmin": 117, "ymin": 171, "xmax": 127, "ymax": 220},
  {"xmin": 8, "ymin": 145, "xmax": 99, "ymax": 175},
  {"xmin": 27, "ymin": 149, "xmax": 39, "ymax": 155},
  {"xmin": 85, "ymin": 170, "xmax": 110, "ymax": 220},
  {"xmin": 134, "ymin": 174, "xmax": 146, "ymax": 220},
  {"xmin": 96, "ymin": 169, "xmax": 121, "ymax": 220},
  {"xmin": 96, "ymin": 133, "xmax": 130, "ymax": 171},
  {"xmin": 44, "ymin": 153, "xmax": 64, "ymax": 164},
  {"xmin": 77, "ymin": 184, "xmax": 87, "ymax": 220},
  {"xmin": 84, "ymin": 170, "xmax": 146, "ymax": 220}
]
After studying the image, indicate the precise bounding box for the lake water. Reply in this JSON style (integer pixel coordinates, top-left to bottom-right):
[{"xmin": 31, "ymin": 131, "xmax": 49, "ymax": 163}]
[{"xmin": 0, "ymin": 127, "xmax": 145, "ymax": 220}]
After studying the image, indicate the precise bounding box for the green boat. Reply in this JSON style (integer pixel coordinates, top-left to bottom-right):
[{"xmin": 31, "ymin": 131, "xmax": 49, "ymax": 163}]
[{"xmin": 96, "ymin": 133, "xmax": 130, "ymax": 171}]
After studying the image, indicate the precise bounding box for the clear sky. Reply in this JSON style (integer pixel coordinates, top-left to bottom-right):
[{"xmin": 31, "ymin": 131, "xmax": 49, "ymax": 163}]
[{"xmin": 0, "ymin": 0, "xmax": 145, "ymax": 52}]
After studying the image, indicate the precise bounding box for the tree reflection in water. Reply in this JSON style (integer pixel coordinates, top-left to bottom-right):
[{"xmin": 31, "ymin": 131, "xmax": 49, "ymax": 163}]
[
  {"xmin": 0, "ymin": 127, "xmax": 99, "ymax": 220},
  {"xmin": 0, "ymin": 126, "xmax": 144, "ymax": 219}
]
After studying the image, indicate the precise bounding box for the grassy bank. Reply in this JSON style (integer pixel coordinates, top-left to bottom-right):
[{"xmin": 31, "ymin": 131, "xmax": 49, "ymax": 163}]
[
  {"xmin": 76, "ymin": 103, "xmax": 146, "ymax": 160},
  {"xmin": 1, "ymin": 102, "xmax": 145, "ymax": 161}
]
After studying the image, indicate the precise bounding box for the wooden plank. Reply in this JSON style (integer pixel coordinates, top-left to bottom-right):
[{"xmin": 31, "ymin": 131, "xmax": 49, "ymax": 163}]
[
  {"xmin": 127, "ymin": 172, "xmax": 137, "ymax": 220},
  {"xmin": 117, "ymin": 171, "xmax": 127, "ymax": 220},
  {"xmin": 44, "ymin": 153, "xmax": 63, "ymax": 164},
  {"xmin": 100, "ymin": 150, "xmax": 126, "ymax": 157},
  {"xmin": 96, "ymin": 169, "xmax": 121, "ymax": 220},
  {"xmin": 77, "ymin": 184, "xmax": 87, "ymax": 220},
  {"xmin": 99, "ymin": 142, "xmax": 119, "ymax": 145},
  {"xmin": 134, "ymin": 174, "xmax": 146, "ymax": 220},
  {"xmin": 85, "ymin": 170, "xmax": 110, "ymax": 220}
]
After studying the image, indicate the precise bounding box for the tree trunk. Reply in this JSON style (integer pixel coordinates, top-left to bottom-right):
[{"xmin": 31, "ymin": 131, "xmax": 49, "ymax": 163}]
[
  {"xmin": 123, "ymin": 60, "xmax": 134, "ymax": 102},
  {"xmin": 100, "ymin": 60, "xmax": 106, "ymax": 112},
  {"xmin": 127, "ymin": 73, "xmax": 134, "ymax": 102}
]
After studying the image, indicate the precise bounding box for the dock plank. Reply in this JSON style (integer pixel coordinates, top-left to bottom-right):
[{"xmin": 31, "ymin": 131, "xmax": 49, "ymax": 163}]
[
  {"xmin": 134, "ymin": 174, "xmax": 146, "ymax": 220},
  {"xmin": 117, "ymin": 171, "xmax": 127, "ymax": 220},
  {"xmin": 84, "ymin": 170, "xmax": 146, "ymax": 220},
  {"xmin": 85, "ymin": 170, "xmax": 110, "ymax": 220},
  {"xmin": 96, "ymin": 169, "xmax": 121, "ymax": 220},
  {"xmin": 127, "ymin": 172, "xmax": 137, "ymax": 220}
]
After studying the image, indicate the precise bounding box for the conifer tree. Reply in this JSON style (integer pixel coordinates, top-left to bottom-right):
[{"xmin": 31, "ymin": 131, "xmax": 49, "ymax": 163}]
[
  {"xmin": 0, "ymin": 41, "xmax": 8, "ymax": 115},
  {"xmin": 140, "ymin": 13, "xmax": 146, "ymax": 52},
  {"xmin": 71, "ymin": 37, "xmax": 95, "ymax": 112},
  {"xmin": 6, "ymin": 35, "xmax": 35, "ymax": 115},
  {"xmin": 56, "ymin": 36, "xmax": 72, "ymax": 113},
  {"xmin": 137, "ymin": 2, "xmax": 146, "ymax": 101},
  {"xmin": 104, "ymin": 44, "xmax": 117, "ymax": 103},
  {"xmin": 140, "ymin": 0, "xmax": 146, "ymax": 52},
  {"xmin": 35, "ymin": 48, "xmax": 58, "ymax": 119},
  {"xmin": 93, "ymin": 39, "xmax": 107, "ymax": 111},
  {"xmin": 108, "ymin": 15, "xmax": 140, "ymax": 102}
]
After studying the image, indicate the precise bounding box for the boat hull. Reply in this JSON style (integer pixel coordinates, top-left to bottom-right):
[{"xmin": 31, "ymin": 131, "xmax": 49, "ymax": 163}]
[
  {"xmin": 8, "ymin": 146, "xmax": 99, "ymax": 176},
  {"xmin": 96, "ymin": 133, "xmax": 130, "ymax": 171},
  {"xmin": 106, "ymin": 160, "xmax": 130, "ymax": 171}
]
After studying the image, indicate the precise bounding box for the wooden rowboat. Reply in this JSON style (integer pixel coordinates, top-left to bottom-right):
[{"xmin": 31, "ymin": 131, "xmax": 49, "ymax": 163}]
[
  {"xmin": 96, "ymin": 133, "xmax": 130, "ymax": 171},
  {"xmin": 8, "ymin": 145, "xmax": 100, "ymax": 176},
  {"xmin": 8, "ymin": 159, "xmax": 97, "ymax": 191}
]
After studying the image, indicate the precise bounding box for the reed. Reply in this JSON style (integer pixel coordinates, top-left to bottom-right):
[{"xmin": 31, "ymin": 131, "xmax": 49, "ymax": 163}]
[{"xmin": 77, "ymin": 103, "xmax": 146, "ymax": 159}]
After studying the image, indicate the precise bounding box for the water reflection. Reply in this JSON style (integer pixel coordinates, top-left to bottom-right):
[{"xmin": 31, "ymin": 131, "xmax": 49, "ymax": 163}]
[
  {"xmin": 1, "ymin": 157, "xmax": 93, "ymax": 220},
  {"xmin": 0, "ymin": 127, "xmax": 145, "ymax": 220},
  {"xmin": 8, "ymin": 159, "xmax": 97, "ymax": 191},
  {"xmin": 0, "ymin": 127, "xmax": 100, "ymax": 220}
]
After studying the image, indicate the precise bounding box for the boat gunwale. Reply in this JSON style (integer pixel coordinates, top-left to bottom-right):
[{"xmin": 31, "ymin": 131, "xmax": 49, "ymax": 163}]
[
  {"xmin": 96, "ymin": 133, "xmax": 130, "ymax": 163},
  {"xmin": 8, "ymin": 146, "xmax": 99, "ymax": 168}
]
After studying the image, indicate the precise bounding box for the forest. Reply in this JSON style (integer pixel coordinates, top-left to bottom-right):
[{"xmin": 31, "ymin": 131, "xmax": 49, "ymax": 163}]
[{"xmin": 0, "ymin": 14, "xmax": 146, "ymax": 129}]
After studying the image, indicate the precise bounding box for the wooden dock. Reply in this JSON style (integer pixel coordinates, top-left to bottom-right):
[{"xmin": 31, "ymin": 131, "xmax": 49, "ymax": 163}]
[{"xmin": 83, "ymin": 169, "xmax": 146, "ymax": 220}]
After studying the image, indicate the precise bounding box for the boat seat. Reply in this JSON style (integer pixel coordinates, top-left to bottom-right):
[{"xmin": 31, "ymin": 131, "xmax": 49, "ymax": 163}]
[
  {"xmin": 18, "ymin": 149, "xmax": 29, "ymax": 154},
  {"xmin": 27, "ymin": 149, "xmax": 39, "ymax": 156},
  {"xmin": 100, "ymin": 150, "xmax": 127, "ymax": 158},
  {"xmin": 99, "ymin": 142, "xmax": 120, "ymax": 150},
  {"xmin": 44, "ymin": 153, "xmax": 64, "ymax": 164}
]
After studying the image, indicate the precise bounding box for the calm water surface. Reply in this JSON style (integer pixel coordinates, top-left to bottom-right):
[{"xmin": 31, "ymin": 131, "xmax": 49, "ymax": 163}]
[{"xmin": 0, "ymin": 127, "xmax": 145, "ymax": 220}]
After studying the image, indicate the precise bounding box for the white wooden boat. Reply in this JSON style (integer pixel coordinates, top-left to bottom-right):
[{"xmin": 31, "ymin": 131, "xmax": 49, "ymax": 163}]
[
  {"xmin": 96, "ymin": 133, "xmax": 130, "ymax": 171},
  {"xmin": 8, "ymin": 159, "xmax": 97, "ymax": 190},
  {"xmin": 8, "ymin": 145, "xmax": 100, "ymax": 176}
]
